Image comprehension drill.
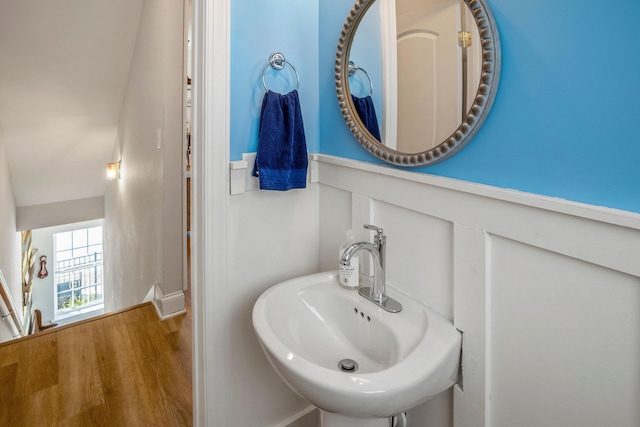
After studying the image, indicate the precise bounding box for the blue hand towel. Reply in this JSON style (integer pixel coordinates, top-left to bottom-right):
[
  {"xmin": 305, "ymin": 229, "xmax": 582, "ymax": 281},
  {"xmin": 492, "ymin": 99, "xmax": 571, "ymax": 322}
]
[
  {"xmin": 351, "ymin": 95, "xmax": 381, "ymax": 141},
  {"xmin": 253, "ymin": 90, "xmax": 308, "ymax": 191}
]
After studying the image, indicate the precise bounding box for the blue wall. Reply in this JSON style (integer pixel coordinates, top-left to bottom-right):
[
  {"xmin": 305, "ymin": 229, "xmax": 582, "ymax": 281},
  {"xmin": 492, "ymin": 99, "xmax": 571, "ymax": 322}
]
[
  {"xmin": 231, "ymin": 0, "xmax": 640, "ymax": 213},
  {"xmin": 230, "ymin": 0, "xmax": 319, "ymax": 160},
  {"xmin": 319, "ymin": 0, "xmax": 640, "ymax": 213}
]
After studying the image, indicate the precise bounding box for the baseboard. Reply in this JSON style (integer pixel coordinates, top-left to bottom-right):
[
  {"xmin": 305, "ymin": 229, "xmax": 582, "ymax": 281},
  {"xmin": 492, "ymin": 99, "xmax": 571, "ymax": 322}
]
[
  {"xmin": 272, "ymin": 406, "xmax": 317, "ymax": 427},
  {"xmin": 152, "ymin": 283, "xmax": 187, "ymax": 320}
]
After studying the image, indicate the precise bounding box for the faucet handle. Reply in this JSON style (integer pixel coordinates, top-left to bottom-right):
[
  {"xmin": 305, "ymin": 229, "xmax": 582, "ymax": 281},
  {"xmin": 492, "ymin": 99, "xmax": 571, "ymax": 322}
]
[
  {"xmin": 364, "ymin": 224, "xmax": 383, "ymax": 233},
  {"xmin": 363, "ymin": 224, "xmax": 385, "ymax": 244}
]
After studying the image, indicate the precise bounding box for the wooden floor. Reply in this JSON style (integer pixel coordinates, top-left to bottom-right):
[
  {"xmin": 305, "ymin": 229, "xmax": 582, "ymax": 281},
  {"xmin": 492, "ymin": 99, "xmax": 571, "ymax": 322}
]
[{"xmin": 0, "ymin": 302, "xmax": 192, "ymax": 426}]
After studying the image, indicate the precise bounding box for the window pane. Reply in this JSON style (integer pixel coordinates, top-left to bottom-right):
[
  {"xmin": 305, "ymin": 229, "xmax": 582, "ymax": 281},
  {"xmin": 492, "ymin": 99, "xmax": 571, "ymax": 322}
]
[
  {"xmin": 57, "ymin": 290, "xmax": 73, "ymax": 310},
  {"xmin": 88, "ymin": 244, "xmax": 102, "ymax": 257},
  {"xmin": 72, "ymin": 247, "xmax": 88, "ymax": 259},
  {"xmin": 54, "ymin": 225, "xmax": 104, "ymax": 318},
  {"xmin": 56, "ymin": 232, "xmax": 72, "ymax": 251},
  {"xmin": 57, "ymin": 250, "xmax": 73, "ymax": 262},
  {"xmin": 88, "ymin": 227, "xmax": 103, "ymax": 245},
  {"xmin": 73, "ymin": 229, "xmax": 87, "ymax": 248},
  {"xmin": 57, "ymin": 280, "xmax": 72, "ymax": 293}
]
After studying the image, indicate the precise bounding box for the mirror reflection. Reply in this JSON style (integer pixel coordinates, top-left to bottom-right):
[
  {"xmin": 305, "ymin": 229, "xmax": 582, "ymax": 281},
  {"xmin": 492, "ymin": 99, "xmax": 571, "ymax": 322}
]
[
  {"xmin": 349, "ymin": 0, "xmax": 482, "ymax": 153},
  {"xmin": 337, "ymin": 0, "xmax": 500, "ymax": 166},
  {"xmin": 348, "ymin": 61, "xmax": 382, "ymax": 140}
]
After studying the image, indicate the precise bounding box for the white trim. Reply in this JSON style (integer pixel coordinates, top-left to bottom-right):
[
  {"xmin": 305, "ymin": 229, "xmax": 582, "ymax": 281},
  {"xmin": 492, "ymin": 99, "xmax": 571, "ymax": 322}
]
[
  {"xmin": 271, "ymin": 405, "xmax": 317, "ymax": 427},
  {"xmin": 312, "ymin": 154, "xmax": 640, "ymax": 230},
  {"xmin": 229, "ymin": 152, "xmax": 257, "ymax": 195},
  {"xmin": 229, "ymin": 152, "xmax": 318, "ymax": 195},
  {"xmin": 452, "ymin": 225, "xmax": 487, "ymax": 427},
  {"xmin": 315, "ymin": 154, "xmax": 640, "ymax": 279},
  {"xmin": 182, "ymin": 0, "xmax": 192, "ymax": 296},
  {"xmin": 152, "ymin": 283, "xmax": 186, "ymax": 320},
  {"xmin": 54, "ymin": 302, "xmax": 104, "ymax": 322},
  {"xmin": 192, "ymin": 0, "xmax": 230, "ymax": 426}
]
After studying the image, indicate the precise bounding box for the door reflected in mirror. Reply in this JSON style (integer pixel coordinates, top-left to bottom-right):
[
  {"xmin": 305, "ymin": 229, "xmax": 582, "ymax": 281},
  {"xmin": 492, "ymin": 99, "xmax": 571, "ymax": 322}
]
[{"xmin": 337, "ymin": 0, "xmax": 500, "ymax": 166}]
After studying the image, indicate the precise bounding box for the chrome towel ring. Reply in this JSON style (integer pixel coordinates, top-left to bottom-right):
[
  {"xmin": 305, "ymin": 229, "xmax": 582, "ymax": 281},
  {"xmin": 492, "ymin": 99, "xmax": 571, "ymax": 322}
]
[
  {"xmin": 262, "ymin": 52, "xmax": 300, "ymax": 93},
  {"xmin": 348, "ymin": 60, "xmax": 373, "ymax": 98}
]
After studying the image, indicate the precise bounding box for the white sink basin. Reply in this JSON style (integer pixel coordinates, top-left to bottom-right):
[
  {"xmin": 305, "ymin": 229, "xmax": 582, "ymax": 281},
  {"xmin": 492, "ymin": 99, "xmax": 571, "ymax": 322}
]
[{"xmin": 252, "ymin": 271, "xmax": 462, "ymax": 418}]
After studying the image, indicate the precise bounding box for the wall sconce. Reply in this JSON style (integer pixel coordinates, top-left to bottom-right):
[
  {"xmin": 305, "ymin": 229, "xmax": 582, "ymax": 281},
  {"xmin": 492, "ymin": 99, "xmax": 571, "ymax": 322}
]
[{"xmin": 106, "ymin": 160, "xmax": 121, "ymax": 180}]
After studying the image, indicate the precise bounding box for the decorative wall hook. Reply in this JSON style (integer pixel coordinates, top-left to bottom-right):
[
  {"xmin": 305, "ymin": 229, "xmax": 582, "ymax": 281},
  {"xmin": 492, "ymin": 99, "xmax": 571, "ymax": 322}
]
[{"xmin": 38, "ymin": 255, "xmax": 48, "ymax": 279}]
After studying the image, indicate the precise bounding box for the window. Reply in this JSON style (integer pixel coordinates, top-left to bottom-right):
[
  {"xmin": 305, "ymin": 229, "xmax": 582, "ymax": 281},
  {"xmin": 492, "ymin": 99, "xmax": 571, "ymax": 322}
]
[{"xmin": 54, "ymin": 226, "xmax": 103, "ymax": 318}]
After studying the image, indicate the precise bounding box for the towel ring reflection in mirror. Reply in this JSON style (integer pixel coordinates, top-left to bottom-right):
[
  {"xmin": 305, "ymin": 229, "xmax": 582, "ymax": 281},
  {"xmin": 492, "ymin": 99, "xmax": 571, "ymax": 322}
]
[
  {"xmin": 262, "ymin": 52, "xmax": 300, "ymax": 93},
  {"xmin": 348, "ymin": 60, "xmax": 373, "ymax": 97}
]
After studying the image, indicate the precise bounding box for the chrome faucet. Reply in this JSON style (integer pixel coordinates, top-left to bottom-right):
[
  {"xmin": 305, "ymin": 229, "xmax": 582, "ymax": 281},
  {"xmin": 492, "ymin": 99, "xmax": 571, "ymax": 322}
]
[{"xmin": 339, "ymin": 225, "xmax": 402, "ymax": 313}]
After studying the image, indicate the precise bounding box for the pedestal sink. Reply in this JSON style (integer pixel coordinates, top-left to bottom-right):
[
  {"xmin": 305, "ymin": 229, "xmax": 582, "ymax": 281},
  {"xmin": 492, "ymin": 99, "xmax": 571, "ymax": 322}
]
[{"xmin": 252, "ymin": 271, "xmax": 461, "ymax": 425}]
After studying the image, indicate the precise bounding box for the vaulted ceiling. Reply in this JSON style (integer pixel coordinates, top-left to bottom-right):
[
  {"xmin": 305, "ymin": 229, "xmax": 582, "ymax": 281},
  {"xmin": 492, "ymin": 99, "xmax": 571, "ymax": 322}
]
[{"xmin": 0, "ymin": 0, "xmax": 144, "ymax": 207}]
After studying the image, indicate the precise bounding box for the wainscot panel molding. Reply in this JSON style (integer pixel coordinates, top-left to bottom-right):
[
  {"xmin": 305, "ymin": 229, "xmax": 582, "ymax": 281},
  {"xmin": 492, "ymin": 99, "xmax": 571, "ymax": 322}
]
[
  {"xmin": 314, "ymin": 154, "xmax": 640, "ymax": 276},
  {"xmin": 227, "ymin": 183, "xmax": 321, "ymax": 426},
  {"xmin": 315, "ymin": 154, "xmax": 640, "ymax": 427}
]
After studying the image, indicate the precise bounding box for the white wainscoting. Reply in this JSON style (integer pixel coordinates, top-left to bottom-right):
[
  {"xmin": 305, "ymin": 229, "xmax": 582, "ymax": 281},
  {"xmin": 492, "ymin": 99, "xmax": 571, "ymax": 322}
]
[
  {"xmin": 315, "ymin": 154, "xmax": 640, "ymax": 427},
  {"xmin": 227, "ymin": 182, "xmax": 321, "ymax": 427}
]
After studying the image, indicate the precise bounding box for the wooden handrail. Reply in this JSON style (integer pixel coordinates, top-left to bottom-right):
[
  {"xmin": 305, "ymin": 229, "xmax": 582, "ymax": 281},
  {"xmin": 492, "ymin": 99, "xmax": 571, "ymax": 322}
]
[{"xmin": 0, "ymin": 269, "xmax": 25, "ymax": 337}]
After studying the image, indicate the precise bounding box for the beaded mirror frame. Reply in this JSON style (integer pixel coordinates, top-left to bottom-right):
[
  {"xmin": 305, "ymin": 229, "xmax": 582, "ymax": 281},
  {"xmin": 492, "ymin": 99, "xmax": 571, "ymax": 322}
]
[{"xmin": 335, "ymin": 0, "xmax": 501, "ymax": 166}]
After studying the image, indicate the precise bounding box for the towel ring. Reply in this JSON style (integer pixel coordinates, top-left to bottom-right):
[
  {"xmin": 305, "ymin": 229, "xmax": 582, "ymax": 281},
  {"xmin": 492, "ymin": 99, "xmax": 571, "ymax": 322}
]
[
  {"xmin": 348, "ymin": 61, "xmax": 373, "ymax": 98},
  {"xmin": 262, "ymin": 52, "xmax": 300, "ymax": 93}
]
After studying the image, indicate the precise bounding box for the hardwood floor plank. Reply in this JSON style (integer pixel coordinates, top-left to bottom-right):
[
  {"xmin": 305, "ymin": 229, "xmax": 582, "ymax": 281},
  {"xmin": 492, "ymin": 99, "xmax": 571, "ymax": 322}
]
[
  {"xmin": 93, "ymin": 310, "xmax": 159, "ymax": 425},
  {"xmin": 58, "ymin": 403, "xmax": 110, "ymax": 427},
  {"xmin": 122, "ymin": 305, "xmax": 192, "ymax": 426},
  {"xmin": 0, "ymin": 363, "xmax": 17, "ymax": 425},
  {"xmin": 11, "ymin": 385, "xmax": 60, "ymax": 426},
  {"xmin": 0, "ymin": 302, "xmax": 192, "ymax": 426},
  {"xmin": 57, "ymin": 322, "xmax": 105, "ymax": 420},
  {"xmin": 0, "ymin": 339, "xmax": 22, "ymax": 367},
  {"xmin": 16, "ymin": 333, "xmax": 58, "ymax": 397}
]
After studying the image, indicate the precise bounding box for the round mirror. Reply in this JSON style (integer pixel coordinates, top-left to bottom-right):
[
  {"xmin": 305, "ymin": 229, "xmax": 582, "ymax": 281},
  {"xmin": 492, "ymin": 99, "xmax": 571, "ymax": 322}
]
[{"xmin": 335, "ymin": 0, "xmax": 501, "ymax": 166}]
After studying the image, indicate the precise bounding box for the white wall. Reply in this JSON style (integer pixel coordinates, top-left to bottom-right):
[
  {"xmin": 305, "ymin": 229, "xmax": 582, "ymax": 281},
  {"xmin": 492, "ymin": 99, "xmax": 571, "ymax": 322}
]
[
  {"xmin": 16, "ymin": 197, "xmax": 104, "ymax": 231},
  {"xmin": 227, "ymin": 182, "xmax": 321, "ymax": 426},
  {"xmin": 104, "ymin": 0, "xmax": 184, "ymax": 315},
  {"xmin": 315, "ymin": 155, "xmax": 640, "ymax": 427},
  {"xmin": 0, "ymin": 138, "xmax": 21, "ymax": 342}
]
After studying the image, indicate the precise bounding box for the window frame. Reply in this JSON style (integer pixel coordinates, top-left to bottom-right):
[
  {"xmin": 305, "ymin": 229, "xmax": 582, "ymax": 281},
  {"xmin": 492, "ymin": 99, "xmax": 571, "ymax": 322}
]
[{"xmin": 53, "ymin": 225, "xmax": 105, "ymax": 320}]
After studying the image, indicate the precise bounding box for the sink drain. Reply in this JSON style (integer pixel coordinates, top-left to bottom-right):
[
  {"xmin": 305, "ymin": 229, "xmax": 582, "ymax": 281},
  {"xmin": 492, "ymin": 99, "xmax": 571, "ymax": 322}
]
[{"xmin": 338, "ymin": 358, "xmax": 358, "ymax": 372}]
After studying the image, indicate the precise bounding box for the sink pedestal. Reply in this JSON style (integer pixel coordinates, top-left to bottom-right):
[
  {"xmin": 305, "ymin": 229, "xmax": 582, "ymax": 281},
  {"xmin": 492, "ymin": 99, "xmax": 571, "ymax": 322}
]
[{"xmin": 319, "ymin": 411, "xmax": 388, "ymax": 427}]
